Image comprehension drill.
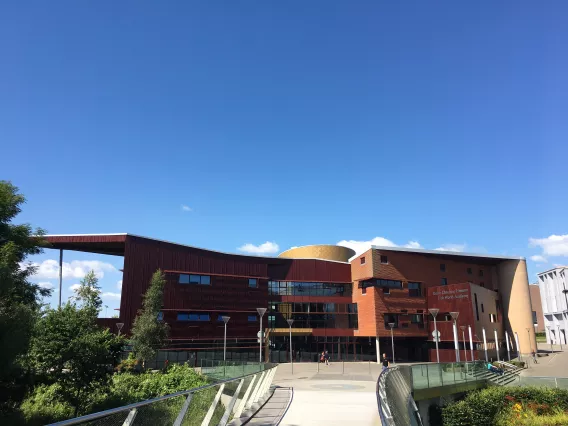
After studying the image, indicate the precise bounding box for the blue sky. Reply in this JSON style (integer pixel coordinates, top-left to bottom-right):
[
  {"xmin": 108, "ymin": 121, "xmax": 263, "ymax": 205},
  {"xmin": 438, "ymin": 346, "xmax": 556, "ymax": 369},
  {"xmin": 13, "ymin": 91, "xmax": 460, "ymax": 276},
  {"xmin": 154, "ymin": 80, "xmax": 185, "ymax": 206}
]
[{"xmin": 2, "ymin": 1, "xmax": 567, "ymax": 314}]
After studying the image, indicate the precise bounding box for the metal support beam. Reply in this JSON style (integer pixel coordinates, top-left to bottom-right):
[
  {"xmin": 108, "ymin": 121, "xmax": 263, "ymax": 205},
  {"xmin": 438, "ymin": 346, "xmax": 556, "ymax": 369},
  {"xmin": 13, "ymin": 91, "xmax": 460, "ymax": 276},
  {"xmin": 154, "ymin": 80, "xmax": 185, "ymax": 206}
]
[
  {"xmin": 218, "ymin": 379, "xmax": 244, "ymax": 426},
  {"xmin": 173, "ymin": 394, "xmax": 193, "ymax": 426},
  {"xmin": 59, "ymin": 249, "xmax": 63, "ymax": 307},
  {"xmin": 234, "ymin": 374, "xmax": 258, "ymax": 418},
  {"xmin": 246, "ymin": 371, "xmax": 266, "ymax": 409},
  {"xmin": 201, "ymin": 384, "xmax": 225, "ymax": 426},
  {"xmin": 122, "ymin": 408, "xmax": 137, "ymax": 426}
]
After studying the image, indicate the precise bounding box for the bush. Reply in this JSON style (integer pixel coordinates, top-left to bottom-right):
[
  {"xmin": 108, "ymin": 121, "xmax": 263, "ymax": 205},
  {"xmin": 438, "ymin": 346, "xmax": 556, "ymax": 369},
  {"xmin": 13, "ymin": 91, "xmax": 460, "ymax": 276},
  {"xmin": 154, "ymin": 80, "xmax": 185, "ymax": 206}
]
[
  {"xmin": 115, "ymin": 353, "xmax": 140, "ymax": 373},
  {"xmin": 509, "ymin": 360, "xmax": 526, "ymax": 369},
  {"xmin": 442, "ymin": 386, "xmax": 568, "ymax": 425},
  {"xmin": 20, "ymin": 384, "xmax": 75, "ymax": 426},
  {"xmin": 495, "ymin": 404, "xmax": 568, "ymax": 426}
]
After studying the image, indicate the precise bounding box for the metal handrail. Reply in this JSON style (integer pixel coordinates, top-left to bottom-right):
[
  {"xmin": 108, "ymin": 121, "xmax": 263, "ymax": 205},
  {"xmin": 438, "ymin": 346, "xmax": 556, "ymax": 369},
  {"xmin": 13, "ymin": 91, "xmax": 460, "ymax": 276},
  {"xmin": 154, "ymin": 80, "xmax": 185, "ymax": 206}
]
[{"xmin": 48, "ymin": 364, "xmax": 278, "ymax": 426}]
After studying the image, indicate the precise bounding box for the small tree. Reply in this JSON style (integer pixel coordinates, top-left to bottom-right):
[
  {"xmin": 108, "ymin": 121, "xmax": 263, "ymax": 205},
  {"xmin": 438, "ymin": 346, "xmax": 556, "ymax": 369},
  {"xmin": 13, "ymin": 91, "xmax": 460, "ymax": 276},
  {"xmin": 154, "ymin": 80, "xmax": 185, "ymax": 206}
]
[
  {"xmin": 130, "ymin": 270, "xmax": 169, "ymax": 366},
  {"xmin": 30, "ymin": 304, "xmax": 123, "ymax": 416},
  {"xmin": 73, "ymin": 270, "xmax": 102, "ymax": 313}
]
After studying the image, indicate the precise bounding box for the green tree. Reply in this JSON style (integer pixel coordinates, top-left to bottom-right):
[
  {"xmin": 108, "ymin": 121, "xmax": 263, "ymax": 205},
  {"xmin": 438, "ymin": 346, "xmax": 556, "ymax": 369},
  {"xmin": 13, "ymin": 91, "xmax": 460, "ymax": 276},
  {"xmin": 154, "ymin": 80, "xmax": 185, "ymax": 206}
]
[
  {"xmin": 0, "ymin": 181, "xmax": 48, "ymax": 380},
  {"xmin": 30, "ymin": 303, "xmax": 123, "ymax": 416},
  {"xmin": 130, "ymin": 270, "xmax": 169, "ymax": 365},
  {"xmin": 72, "ymin": 270, "xmax": 102, "ymax": 313}
]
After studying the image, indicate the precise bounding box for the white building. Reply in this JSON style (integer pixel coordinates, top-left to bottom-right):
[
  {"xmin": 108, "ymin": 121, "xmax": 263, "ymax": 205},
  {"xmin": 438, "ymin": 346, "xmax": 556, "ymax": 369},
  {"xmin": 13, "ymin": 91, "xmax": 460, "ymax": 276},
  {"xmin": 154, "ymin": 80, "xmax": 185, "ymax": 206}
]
[{"xmin": 538, "ymin": 266, "xmax": 568, "ymax": 346}]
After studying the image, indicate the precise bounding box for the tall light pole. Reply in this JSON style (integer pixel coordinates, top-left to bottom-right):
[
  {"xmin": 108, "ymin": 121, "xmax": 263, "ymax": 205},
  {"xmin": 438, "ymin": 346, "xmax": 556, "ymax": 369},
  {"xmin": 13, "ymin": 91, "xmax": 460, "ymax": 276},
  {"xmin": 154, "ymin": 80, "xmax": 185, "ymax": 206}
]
[
  {"xmin": 494, "ymin": 329, "xmax": 500, "ymax": 362},
  {"xmin": 222, "ymin": 316, "xmax": 230, "ymax": 362},
  {"xmin": 450, "ymin": 312, "xmax": 460, "ymax": 362},
  {"xmin": 557, "ymin": 324, "xmax": 563, "ymax": 351},
  {"xmin": 388, "ymin": 322, "xmax": 395, "ymax": 364},
  {"xmin": 546, "ymin": 326, "xmax": 552, "ymax": 352},
  {"xmin": 505, "ymin": 330, "xmax": 511, "ymax": 361},
  {"xmin": 482, "ymin": 328, "xmax": 488, "ymax": 362},
  {"xmin": 428, "ymin": 308, "xmax": 440, "ymax": 363},
  {"xmin": 515, "ymin": 332, "xmax": 521, "ymax": 363},
  {"xmin": 526, "ymin": 327, "xmax": 532, "ymax": 355},
  {"xmin": 468, "ymin": 326, "xmax": 474, "ymax": 361},
  {"xmin": 286, "ymin": 318, "xmax": 294, "ymax": 374},
  {"xmin": 257, "ymin": 308, "xmax": 267, "ymax": 363},
  {"xmin": 460, "ymin": 326, "xmax": 468, "ymax": 362}
]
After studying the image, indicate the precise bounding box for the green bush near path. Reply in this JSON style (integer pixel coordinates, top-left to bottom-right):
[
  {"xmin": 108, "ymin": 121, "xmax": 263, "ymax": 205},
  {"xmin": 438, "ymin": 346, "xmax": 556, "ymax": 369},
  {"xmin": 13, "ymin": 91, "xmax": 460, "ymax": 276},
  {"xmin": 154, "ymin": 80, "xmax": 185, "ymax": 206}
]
[{"xmin": 442, "ymin": 386, "xmax": 568, "ymax": 426}]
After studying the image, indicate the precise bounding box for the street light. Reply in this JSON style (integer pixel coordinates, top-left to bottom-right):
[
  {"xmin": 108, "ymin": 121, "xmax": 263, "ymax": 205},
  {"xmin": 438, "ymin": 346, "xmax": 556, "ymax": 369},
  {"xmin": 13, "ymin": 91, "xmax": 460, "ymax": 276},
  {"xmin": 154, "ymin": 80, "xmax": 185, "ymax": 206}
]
[
  {"xmin": 460, "ymin": 326, "xmax": 468, "ymax": 362},
  {"xmin": 221, "ymin": 316, "xmax": 230, "ymax": 362},
  {"xmin": 388, "ymin": 322, "xmax": 396, "ymax": 365},
  {"xmin": 428, "ymin": 308, "xmax": 440, "ymax": 363},
  {"xmin": 257, "ymin": 308, "xmax": 267, "ymax": 363},
  {"xmin": 546, "ymin": 326, "xmax": 552, "ymax": 353},
  {"xmin": 450, "ymin": 312, "xmax": 460, "ymax": 362},
  {"xmin": 286, "ymin": 318, "xmax": 294, "ymax": 374},
  {"xmin": 557, "ymin": 324, "xmax": 563, "ymax": 351},
  {"xmin": 526, "ymin": 327, "xmax": 532, "ymax": 355},
  {"xmin": 116, "ymin": 323, "xmax": 124, "ymax": 336}
]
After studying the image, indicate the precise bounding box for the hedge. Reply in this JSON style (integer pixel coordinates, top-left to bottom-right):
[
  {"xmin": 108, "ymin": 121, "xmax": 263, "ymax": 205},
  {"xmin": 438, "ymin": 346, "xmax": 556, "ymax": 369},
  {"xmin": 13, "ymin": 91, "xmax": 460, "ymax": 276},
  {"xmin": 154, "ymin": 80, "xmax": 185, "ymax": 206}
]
[{"xmin": 442, "ymin": 386, "xmax": 568, "ymax": 426}]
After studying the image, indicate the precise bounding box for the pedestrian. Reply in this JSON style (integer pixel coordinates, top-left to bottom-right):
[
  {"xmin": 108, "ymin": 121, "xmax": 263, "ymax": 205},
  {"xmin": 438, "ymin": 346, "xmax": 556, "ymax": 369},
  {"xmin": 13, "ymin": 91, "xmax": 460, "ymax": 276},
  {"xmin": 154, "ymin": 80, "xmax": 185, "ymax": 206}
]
[
  {"xmin": 532, "ymin": 350, "xmax": 538, "ymax": 364},
  {"xmin": 320, "ymin": 351, "xmax": 325, "ymax": 363},
  {"xmin": 298, "ymin": 348, "xmax": 302, "ymax": 361},
  {"xmin": 324, "ymin": 350, "xmax": 330, "ymax": 365},
  {"xmin": 382, "ymin": 353, "xmax": 390, "ymax": 371}
]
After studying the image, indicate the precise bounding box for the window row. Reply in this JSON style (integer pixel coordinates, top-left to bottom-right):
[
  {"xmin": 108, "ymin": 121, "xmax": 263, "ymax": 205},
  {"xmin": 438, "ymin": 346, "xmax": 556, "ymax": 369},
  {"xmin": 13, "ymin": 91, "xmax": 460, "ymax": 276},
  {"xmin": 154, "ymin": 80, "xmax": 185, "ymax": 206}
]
[
  {"xmin": 269, "ymin": 302, "xmax": 358, "ymax": 314},
  {"xmin": 267, "ymin": 313, "xmax": 358, "ymax": 329},
  {"xmin": 383, "ymin": 313, "xmax": 425, "ymax": 329},
  {"xmin": 268, "ymin": 281, "xmax": 351, "ymax": 296},
  {"xmin": 178, "ymin": 274, "xmax": 259, "ymax": 288},
  {"xmin": 175, "ymin": 312, "xmax": 258, "ymax": 322},
  {"xmin": 360, "ymin": 280, "xmax": 422, "ymax": 297}
]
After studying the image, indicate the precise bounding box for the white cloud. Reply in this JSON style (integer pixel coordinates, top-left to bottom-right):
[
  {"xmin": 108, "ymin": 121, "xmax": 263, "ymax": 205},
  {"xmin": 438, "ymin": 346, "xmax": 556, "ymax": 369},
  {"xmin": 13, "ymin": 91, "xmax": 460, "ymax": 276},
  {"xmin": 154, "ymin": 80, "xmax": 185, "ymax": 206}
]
[
  {"xmin": 337, "ymin": 237, "xmax": 423, "ymax": 256},
  {"xmin": 102, "ymin": 292, "xmax": 121, "ymax": 300},
  {"xmin": 434, "ymin": 244, "xmax": 466, "ymax": 253},
  {"xmin": 24, "ymin": 259, "xmax": 118, "ymax": 280},
  {"xmin": 117, "ymin": 280, "xmax": 122, "ymax": 289},
  {"xmin": 181, "ymin": 205, "xmax": 193, "ymax": 212},
  {"xmin": 530, "ymin": 255, "xmax": 547, "ymax": 263},
  {"xmin": 38, "ymin": 281, "xmax": 54, "ymax": 290},
  {"xmin": 69, "ymin": 284, "xmax": 81, "ymax": 291},
  {"xmin": 237, "ymin": 241, "xmax": 280, "ymax": 255},
  {"xmin": 529, "ymin": 235, "xmax": 568, "ymax": 257}
]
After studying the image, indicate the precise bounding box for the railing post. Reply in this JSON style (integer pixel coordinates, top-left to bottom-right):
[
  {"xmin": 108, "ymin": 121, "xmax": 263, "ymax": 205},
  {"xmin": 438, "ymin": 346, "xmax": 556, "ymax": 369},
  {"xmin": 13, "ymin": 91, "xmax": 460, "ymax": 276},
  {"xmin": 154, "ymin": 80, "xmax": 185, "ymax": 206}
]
[
  {"xmin": 254, "ymin": 370, "xmax": 272, "ymax": 404},
  {"xmin": 201, "ymin": 384, "xmax": 225, "ymax": 426},
  {"xmin": 246, "ymin": 371, "xmax": 266, "ymax": 409},
  {"xmin": 234, "ymin": 374, "xmax": 258, "ymax": 418},
  {"xmin": 218, "ymin": 379, "xmax": 244, "ymax": 426},
  {"xmin": 122, "ymin": 408, "xmax": 137, "ymax": 426},
  {"xmin": 173, "ymin": 394, "xmax": 193, "ymax": 426},
  {"xmin": 555, "ymin": 377, "xmax": 558, "ymax": 388}
]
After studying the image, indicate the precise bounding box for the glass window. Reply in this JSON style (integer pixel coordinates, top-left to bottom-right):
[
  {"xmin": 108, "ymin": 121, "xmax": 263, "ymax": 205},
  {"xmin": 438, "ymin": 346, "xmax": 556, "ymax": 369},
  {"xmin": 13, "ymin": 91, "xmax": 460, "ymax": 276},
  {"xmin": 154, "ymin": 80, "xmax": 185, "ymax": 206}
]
[
  {"xmin": 467, "ymin": 268, "xmax": 472, "ymax": 275},
  {"xmin": 441, "ymin": 278, "xmax": 448, "ymax": 286},
  {"xmin": 380, "ymin": 255, "xmax": 388, "ymax": 264},
  {"xmin": 411, "ymin": 314, "xmax": 423, "ymax": 324},
  {"xmin": 440, "ymin": 264, "xmax": 446, "ymax": 272},
  {"xmin": 479, "ymin": 270, "xmax": 484, "ymax": 277},
  {"xmin": 248, "ymin": 315, "xmax": 257, "ymax": 322},
  {"xmin": 249, "ymin": 278, "xmax": 258, "ymax": 288},
  {"xmin": 383, "ymin": 287, "xmax": 390, "ymax": 295},
  {"xmin": 384, "ymin": 314, "xmax": 398, "ymax": 328},
  {"xmin": 362, "ymin": 287, "xmax": 366, "ymax": 295},
  {"xmin": 199, "ymin": 314, "xmax": 210, "ymax": 321},
  {"xmin": 217, "ymin": 315, "xmax": 225, "ymax": 322},
  {"xmin": 360, "ymin": 256, "xmax": 366, "ymax": 265},
  {"xmin": 157, "ymin": 312, "xmax": 164, "ymax": 321},
  {"xmin": 177, "ymin": 313, "xmax": 190, "ymax": 321},
  {"xmin": 200, "ymin": 275, "xmax": 211, "ymax": 285},
  {"xmin": 474, "ymin": 294, "xmax": 480, "ymax": 321},
  {"xmin": 481, "ymin": 303, "xmax": 485, "ymax": 313},
  {"xmin": 179, "ymin": 274, "xmax": 190, "ymax": 284},
  {"xmin": 490, "ymin": 314, "xmax": 496, "ymax": 323},
  {"xmin": 532, "ymin": 311, "xmax": 537, "ymax": 324},
  {"xmin": 408, "ymin": 282, "xmax": 422, "ymax": 297},
  {"xmin": 189, "ymin": 313, "xmax": 199, "ymax": 321},
  {"xmin": 189, "ymin": 275, "xmax": 201, "ymax": 284}
]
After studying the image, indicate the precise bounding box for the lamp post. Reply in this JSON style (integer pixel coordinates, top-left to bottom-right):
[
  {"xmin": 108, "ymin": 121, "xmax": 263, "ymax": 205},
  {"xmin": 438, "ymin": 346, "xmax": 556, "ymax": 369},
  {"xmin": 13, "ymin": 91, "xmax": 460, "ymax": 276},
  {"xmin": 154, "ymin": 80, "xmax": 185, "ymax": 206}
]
[
  {"xmin": 257, "ymin": 308, "xmax": 267, "ymax": 363},
  {"xmin": 388, "ymin": 322, "xmax": 396, "ymax": 365},
  {"xmin": 428, "ymin": 308, "xmax": 440, "ymax": 363},
  {"xmin": 116, "ymin": 323, "xmax": 124, "ymax": 336},
  {"xmin": 221, "ymin": 316, "xmax": 230, "ymax": 362},
  {"xmin": 460, "ymin": 326, "xmax": 468, "ymax": 362},
  {"xmin": 494, "ymin": 329, "xmax": 500, "ymax": 362},
  {"xmin": 468, "ymin": 326, "xmax": 474, "ymax": 361},
  {"xmin": 505, "ymin": 330, "xmax": 511, "ymax": 361},
  {"xmin": 482, "ymin": 328, "xmax": 488, "ymax": 361},
  {"xmin": 546, "ymin": 326, "xmax": 552, "ymax": 353},
  {"xmin": 515, "ymin": 332, "xmax": 522, "ymax": 363},
  {"xmin": 526, "ymin": 327, "xmax": 532, "ymax": 355},
  {"xmin": 557, "ymin": 324, "xmax": 563, "ymax": 351},
  {"xmin": 450, "ymin": 312, "xmax": 460, "ymax": 362},
  {"xmin": 286, "ymin": 319, "xmax": 294, "ymax": 374}
]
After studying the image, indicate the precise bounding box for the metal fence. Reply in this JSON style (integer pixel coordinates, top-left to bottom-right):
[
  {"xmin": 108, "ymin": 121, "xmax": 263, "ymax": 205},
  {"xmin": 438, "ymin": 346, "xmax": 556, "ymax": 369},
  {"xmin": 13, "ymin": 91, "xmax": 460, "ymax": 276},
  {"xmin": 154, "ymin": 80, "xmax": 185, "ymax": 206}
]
[
  {"xmin": 512, "ymin": 375, "xmax": 568, "ymax": 389},
  {"xmin": 377, "ymin": 366, "xmax": 422, "ymax": 426},
  {"xmin": 47, "ymin": 365, "xmax": 279, "ymax": 426}
]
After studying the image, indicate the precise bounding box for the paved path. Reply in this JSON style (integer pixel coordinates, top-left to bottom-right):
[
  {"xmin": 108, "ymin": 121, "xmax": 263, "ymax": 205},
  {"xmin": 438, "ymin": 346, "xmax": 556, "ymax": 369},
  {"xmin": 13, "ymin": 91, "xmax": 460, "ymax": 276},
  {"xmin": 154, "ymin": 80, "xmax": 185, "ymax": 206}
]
[
  {"xmin": 520, "ymin": 344, "xmax": 568, "ymax": 378},
  {"xmin": 264, "ymin": 362, "xmax": 382, "ymax": 426}
]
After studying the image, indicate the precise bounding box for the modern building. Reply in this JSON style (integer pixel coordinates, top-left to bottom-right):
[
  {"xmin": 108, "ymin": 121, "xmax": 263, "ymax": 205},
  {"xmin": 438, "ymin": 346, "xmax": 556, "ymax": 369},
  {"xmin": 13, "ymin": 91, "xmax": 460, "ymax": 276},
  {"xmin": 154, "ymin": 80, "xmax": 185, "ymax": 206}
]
[
  {"xmin": 44, "ymin": 234, "xmax": 536, "ymax": 363},
  {"xmin": 529, "ymin": 284, "xmax": 545, "ymax": 333},
  {"xmin": 537, "ymin": 267, "xmax": 568, "ymax": 345}
]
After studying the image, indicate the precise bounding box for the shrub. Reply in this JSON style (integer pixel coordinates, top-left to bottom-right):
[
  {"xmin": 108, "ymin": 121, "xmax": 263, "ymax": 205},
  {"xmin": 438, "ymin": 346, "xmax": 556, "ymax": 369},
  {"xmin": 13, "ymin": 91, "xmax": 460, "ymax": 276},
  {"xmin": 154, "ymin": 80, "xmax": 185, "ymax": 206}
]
[
  {"xmin": 509, "ymin": 361, "xmax": 526, "ymax": 369},
  {"xmin": 115, "ymin": 353, "xmax": 140, "ymax": 373},
  {"xmin": 442, "ymin": 386, "xmax": 568, "ymax": 425},
  {"xmin": 20, "ymin": 384, "xmax": 75, "ymax": 426}
]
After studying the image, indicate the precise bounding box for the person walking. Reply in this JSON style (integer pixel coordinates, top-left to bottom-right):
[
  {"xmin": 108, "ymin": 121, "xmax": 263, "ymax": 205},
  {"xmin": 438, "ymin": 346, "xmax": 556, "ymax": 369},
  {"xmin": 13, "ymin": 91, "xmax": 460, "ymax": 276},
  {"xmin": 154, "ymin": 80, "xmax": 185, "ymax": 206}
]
[
  {"xmin": 324, "ymin": 350, "xmax": 330, "ymax": 365},
  {"xmin": 382, "ymin": 353, "xmax": 390, "ymax": 371},
  {"xmin": 532, "ymin": 350, "xmax": 538, "ymax": 364},
  {"xmin": 320, "ymin": 351, "xmax": 325, "ymax": 363}
]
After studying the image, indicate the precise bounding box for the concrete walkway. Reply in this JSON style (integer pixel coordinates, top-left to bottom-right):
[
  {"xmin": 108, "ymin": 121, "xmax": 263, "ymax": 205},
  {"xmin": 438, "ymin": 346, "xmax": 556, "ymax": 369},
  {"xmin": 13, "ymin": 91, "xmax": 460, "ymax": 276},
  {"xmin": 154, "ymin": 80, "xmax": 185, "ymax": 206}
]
[
  {"xmin": 261, "ymin": 362, "xmax": 382, "ymax": 426},
  {"xmin": 520, "ymin": 344, "xmax": 568, "ymax": 377}
]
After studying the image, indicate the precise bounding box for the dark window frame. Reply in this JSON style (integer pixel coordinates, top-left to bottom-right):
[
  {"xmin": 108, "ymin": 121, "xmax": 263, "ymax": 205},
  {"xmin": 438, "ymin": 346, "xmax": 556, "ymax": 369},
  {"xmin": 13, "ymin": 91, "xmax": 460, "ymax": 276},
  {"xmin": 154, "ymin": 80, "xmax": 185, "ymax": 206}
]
[
  {"xmin": 440, "ymin": 263, "xmax": 446, "ymax": 272},
  {"xmin": 380, "ymin": 255, "xmax": 388, "ymax": 264},
  {"xmin": 408, "ymin": 282, "xmax": 422, "ymax": 297},
  {"xmin": 360, "ymin": 256, "xmax": 366, "ymax": 265},
  {"xmin": 248, "ymin": 278, "xmax": 258, "ymax": 288},
  {"xmin": 441, "ymin": 277, "xmax": 448, "ymax": 286}
]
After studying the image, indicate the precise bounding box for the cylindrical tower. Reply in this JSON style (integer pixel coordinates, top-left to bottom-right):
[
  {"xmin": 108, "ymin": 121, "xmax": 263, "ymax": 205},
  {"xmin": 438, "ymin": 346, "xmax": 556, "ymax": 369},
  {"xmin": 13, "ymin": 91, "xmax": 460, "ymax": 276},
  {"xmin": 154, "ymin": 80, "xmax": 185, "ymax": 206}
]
[{"xmin": 278, "ymin": 245, "xmax": 355, "ymax": 262}]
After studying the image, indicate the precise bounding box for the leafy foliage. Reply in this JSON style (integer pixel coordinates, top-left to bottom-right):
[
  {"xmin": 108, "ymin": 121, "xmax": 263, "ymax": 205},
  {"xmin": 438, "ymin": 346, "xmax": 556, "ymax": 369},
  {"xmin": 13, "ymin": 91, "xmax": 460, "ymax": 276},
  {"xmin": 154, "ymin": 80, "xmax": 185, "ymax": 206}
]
[
  {"xmin": 442, "ymin": 386, "xmax": 568, "ymax": 426},
  {"xmin": 0, "ymin": 181, "xmax": 48, "ymax": 381},
  {"xmin": 72, "ymin": 270, "xmax": 102, "ymax": 312},
  {"xmin": 130, "ymin": 270, "xmax": 169, "ymax": 364},
  {"xmin": 30, "ymin": 303, "xmax": 124, "ymax": 416}
]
